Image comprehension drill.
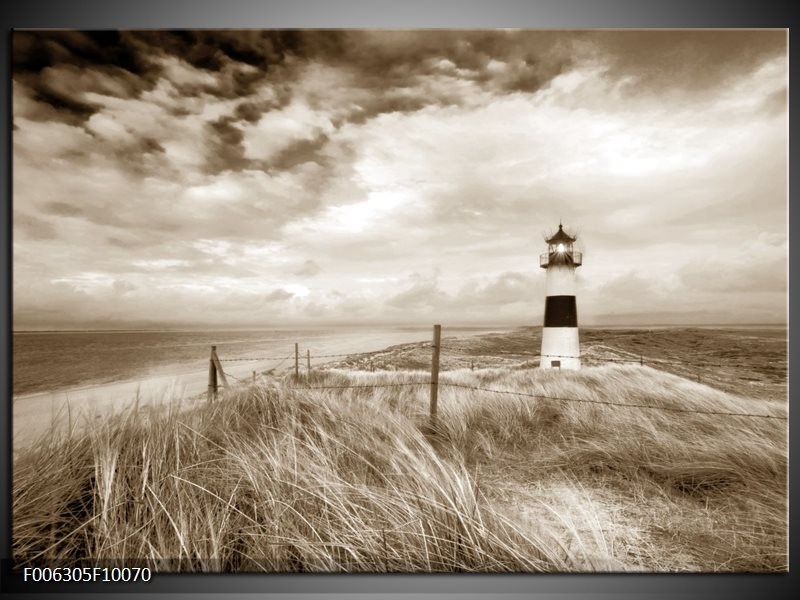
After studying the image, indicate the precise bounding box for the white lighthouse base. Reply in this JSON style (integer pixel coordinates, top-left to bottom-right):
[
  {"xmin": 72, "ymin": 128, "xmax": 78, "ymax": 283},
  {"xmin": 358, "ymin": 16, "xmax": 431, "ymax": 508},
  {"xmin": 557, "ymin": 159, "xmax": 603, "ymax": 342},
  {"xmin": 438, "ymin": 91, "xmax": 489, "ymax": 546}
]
[{"xmin": 540, "ymin": 327, "xmax": 581, "ymax": 370}]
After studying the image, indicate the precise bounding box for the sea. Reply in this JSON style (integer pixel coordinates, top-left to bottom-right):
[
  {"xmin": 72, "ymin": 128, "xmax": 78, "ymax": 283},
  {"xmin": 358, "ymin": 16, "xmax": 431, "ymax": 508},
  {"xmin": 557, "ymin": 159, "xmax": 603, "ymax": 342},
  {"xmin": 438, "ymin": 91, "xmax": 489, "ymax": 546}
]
[{"xmin": 12, "ymin": 326, "xmax": 508, "ymax": 398}]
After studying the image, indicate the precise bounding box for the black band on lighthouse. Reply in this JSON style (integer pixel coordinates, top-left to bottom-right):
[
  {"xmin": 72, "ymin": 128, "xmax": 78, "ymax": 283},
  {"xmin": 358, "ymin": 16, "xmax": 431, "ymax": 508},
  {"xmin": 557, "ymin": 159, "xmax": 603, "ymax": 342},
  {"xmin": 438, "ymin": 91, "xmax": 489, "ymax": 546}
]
[{"xmin": 544, "ymin": 295, "xmax": 578, "ymax": 327}]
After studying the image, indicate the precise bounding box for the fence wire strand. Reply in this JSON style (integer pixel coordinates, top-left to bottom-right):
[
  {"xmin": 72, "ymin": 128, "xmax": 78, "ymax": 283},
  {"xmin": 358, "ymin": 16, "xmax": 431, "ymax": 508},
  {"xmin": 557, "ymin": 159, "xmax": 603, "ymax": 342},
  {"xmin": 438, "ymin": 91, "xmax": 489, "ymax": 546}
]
[
  {"xmin": 290, "ymin": 382, "xmax": 428, "ymax": 390},
  {"xmin": 224, "ymin": 371, "xmax": 247, "ymax": 383},
  {"xmin": 437, "ymin": 382, "xmax": 786, "ymax": 420},
  {"xmin": 219, "ymin": 353, "xmax": 745, "ymax": 368},
  {"xmin": 218, "ymin": 355, "xmax": 292, "ymax": 362},
  {"xmin": 303, "ymin": 351, "xmax": 381, "ymax": 359}
]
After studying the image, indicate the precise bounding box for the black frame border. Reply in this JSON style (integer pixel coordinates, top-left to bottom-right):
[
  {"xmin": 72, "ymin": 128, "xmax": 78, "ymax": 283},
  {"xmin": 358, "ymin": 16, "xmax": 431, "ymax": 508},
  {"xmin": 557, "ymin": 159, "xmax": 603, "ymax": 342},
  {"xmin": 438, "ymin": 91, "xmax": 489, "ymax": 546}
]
[{"xmin": 1, "ymin": 1, "xmax": 795, "ymax": 598}]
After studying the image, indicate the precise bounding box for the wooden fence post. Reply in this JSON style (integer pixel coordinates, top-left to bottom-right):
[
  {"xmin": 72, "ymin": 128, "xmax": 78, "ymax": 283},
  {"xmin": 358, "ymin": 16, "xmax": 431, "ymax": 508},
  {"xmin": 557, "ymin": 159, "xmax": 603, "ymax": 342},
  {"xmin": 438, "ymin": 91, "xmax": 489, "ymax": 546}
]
[
  {"xmin": 430, "ymin": 324, "xmax": 441, "ymax": 429},
  {"xmin": 253, "ymin": 370, "xmax": 256, "ymax": 384},
  {"xmin": 211, "ymin": 347, "xmax": 228, "ymax": 390},
  {"xmin": 640, "ymin": 355, "xmax": 643, "ymax": 366},
  {"xmin": 208, "ymin": 345, "xmax": 218, "ymax": 402},
  {"xmin": 307, "ymin": 349, "xmax": 311, "ymax": 374},
  {"xmin": 295, "ymin": 343, "xmax": 299, "ymax": 380}
]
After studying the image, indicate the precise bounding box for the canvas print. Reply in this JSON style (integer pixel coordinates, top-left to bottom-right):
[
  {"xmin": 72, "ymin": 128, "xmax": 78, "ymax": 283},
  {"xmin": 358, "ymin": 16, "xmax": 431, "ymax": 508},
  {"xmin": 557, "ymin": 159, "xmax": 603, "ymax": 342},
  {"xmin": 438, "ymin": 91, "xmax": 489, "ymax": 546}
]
[{"xmin": 11, "ymin": 30, "xmax": 787, "ymax": 572}]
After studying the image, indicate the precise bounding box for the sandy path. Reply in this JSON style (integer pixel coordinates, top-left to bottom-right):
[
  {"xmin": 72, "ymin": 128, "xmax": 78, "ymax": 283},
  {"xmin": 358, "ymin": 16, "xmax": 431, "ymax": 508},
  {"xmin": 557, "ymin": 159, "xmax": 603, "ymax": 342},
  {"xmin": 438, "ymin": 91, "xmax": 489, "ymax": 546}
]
[{"xmin": 12, "ymin": 358, "xmax": 275, "ymax": 451}]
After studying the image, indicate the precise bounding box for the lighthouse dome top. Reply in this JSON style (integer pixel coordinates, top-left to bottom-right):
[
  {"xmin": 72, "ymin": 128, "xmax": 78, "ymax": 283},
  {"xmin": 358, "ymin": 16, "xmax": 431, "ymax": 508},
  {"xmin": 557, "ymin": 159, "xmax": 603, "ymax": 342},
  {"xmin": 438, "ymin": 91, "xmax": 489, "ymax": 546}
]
[{"xmin": 546, "ymin": 223, "xmax": 576, "ymax": 245}]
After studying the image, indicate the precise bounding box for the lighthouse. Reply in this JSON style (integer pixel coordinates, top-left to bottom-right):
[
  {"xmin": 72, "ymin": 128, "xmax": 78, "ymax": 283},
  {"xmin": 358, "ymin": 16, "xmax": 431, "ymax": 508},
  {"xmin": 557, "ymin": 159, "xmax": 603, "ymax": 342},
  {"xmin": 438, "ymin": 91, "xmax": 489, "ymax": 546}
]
[{"xmin": 539, "ymin": 224, "xmax": 582, "ymax": 369}]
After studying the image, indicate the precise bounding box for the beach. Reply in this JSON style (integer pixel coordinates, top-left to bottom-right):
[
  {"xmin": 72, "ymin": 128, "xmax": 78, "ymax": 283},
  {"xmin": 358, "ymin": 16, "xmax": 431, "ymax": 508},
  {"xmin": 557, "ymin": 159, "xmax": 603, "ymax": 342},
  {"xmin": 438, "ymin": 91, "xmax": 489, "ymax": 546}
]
[{"xmin": 12, "ymin": 326, "xmax": 508, "ymax": 450}]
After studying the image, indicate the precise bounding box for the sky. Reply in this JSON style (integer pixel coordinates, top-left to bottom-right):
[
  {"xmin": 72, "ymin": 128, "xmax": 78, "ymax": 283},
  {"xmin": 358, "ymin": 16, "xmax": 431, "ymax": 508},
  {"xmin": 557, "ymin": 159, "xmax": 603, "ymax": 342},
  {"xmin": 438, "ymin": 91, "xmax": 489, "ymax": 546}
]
[{"xmin": 12, "ymin": 30, "xmax": 788, "ymax": 330}]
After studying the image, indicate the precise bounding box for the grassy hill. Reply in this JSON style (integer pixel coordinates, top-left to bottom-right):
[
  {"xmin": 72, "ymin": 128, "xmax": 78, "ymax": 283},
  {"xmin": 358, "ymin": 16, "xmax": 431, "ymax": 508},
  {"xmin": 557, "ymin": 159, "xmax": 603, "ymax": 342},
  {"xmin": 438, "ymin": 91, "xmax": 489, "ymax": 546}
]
[{"xmin": 12, "ymin": 330, "xmax": 787, "ymax": 572}]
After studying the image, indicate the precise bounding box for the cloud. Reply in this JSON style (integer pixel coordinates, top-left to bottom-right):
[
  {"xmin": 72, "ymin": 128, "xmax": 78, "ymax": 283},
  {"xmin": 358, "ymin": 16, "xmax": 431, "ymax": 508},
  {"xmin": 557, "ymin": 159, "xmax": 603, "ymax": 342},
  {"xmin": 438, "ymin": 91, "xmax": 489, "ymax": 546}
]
[
  {"xmin": 455, "ymin": 271, "xmax": 543, "ymax": 308},
  {"xmin": 264, "ymin": 289, "xmax": 294, "ymax": 302},
  {"xmin": 677, "ymin": 233, "xmax": 787, "ymax": 294},
  {"xmin": 241, "ymin": 101, "xmax": 335, "ymax": 162},
  {"xmin": 294, "ymin": 259, "xmax": 322, "ymax": 277},
  {"xmin": 14, "ymin": 213, "xmax": 58, "ymax": 240},
  {"xmin": 11, "ymin": 30, "xmax": 787, "ymax": 328},
  {"xmin": 385, "ymin": 272, "xmax": 447, "ymax": 312},
  {"xmin": 381, "ymin": 270, "xmax": 543, "ymax": 323},
  {"xmin": 589, "ymin": 272, "xmax": 672, "ymax": 318},
  {"xmin": 581, "ymin": 29, "xmax": 787, "ymax": 99},
  {"xmin": 112, "ymin": 279, "xmax": 137, "ymax": 295}
]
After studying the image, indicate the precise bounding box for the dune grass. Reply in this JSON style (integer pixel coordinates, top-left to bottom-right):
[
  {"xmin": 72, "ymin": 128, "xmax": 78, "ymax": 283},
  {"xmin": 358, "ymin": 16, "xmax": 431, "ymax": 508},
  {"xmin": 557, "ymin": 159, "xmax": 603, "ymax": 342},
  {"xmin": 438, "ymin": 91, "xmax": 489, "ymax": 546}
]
[{"xmin": 12, "ymin": 364, "xmax": 787, "ymax": 572}]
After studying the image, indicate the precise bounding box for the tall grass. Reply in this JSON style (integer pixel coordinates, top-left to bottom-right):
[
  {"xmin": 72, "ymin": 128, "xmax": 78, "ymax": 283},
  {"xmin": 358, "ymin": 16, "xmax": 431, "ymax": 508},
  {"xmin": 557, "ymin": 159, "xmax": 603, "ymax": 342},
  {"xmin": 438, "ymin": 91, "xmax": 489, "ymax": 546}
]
[
  {"xmin": 432, "ymin": 365, "xmax": 787, "ymax": 571},
  {"xmin": 13, "ymin": 364, "xmax": 786, "ymax": 572}
]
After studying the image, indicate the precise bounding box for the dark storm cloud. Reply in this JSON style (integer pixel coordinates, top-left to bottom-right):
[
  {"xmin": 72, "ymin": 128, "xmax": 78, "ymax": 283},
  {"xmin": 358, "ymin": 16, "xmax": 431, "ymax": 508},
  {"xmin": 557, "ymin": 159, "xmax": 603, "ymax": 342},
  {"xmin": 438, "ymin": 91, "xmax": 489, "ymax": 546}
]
[
  {"xmin": 14, "ymin": 29, "xmax": 788, "ymax": 124},
  {"xmin": 13, "ymin": 30, "xmax": 578, "ymax": 129},
  {"xmin": 13, "ymin": 30, "xmax": 292, "ymax": 126},
  {"xmin": 267, "ymin": 135, "xmax": 333, "ymax": 172},
  {"xmin": 205, "ymin": 116, "xmax": 249, "ymax": 173},
  {"xmin": 13, "ymin": 31, "xmax": 155, "ymax": 122},
  {"xmin": 13, "ymin": 31, "xmax": 150, "ymax": 75},
  {"xmin": 7, "ymin": 30, "xmax": 656, "ymax": 178},
  {"xmin": 38, "ymin": 63, "xmax": 145, "ymax": 103},
  {"xmin": 328, "ymin": 30, "xmax": 573, "ymax": 94},
  {"xmin": 234, "ymin": 101, "xmax": 266, "ymax": 123},
  {"xmin": 13, "ymin": 29, "xmax": 302, "ymax": 79},
  {"xmin": 136, "ymin": 30, "xmax": 306, "ymax": 73},
  {"xmin": 25, "ymin": 85, "xmax": 99, "ymax": 122},
  {"xmin": 583, "ymin": 29, "xmax": 787, "ymax": 96}
]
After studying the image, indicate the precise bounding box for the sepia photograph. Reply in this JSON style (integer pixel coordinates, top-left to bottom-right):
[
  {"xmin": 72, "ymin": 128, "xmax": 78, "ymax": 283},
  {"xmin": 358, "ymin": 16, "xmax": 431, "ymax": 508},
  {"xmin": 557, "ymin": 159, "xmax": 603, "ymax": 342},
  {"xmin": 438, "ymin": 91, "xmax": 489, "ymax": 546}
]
[{"xmin": 11, "ymin": 29, "xmax": 787, "ymax": 572}]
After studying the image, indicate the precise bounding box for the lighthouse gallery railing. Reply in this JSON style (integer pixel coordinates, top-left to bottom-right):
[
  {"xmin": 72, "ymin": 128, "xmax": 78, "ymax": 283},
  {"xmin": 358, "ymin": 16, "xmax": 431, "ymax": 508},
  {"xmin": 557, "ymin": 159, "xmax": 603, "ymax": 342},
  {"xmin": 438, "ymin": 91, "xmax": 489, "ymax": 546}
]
[{"xmin": 540, "ymin": 251, "xmax": 582, "ymax": 268}]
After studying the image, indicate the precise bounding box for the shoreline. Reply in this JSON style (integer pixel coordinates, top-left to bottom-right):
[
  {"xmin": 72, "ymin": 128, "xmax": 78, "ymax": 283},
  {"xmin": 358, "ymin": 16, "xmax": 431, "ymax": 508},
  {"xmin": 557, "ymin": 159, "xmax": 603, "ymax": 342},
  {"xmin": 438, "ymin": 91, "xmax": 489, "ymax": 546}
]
[
  {"xmin": 14, "ymin": 326, "xmax": 520, "ymax": 398},
  {"xmin": 11, "ymin": 329, "xmax": 509, "ymax": 451}
]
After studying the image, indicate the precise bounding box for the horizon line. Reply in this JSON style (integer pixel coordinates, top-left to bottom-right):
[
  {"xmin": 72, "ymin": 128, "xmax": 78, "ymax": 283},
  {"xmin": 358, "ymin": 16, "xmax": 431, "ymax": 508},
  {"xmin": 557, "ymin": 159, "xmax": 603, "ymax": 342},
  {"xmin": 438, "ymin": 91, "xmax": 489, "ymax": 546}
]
[{"xmin": 12, "ymin": 322, "xmax": 789, "ymax": 333}]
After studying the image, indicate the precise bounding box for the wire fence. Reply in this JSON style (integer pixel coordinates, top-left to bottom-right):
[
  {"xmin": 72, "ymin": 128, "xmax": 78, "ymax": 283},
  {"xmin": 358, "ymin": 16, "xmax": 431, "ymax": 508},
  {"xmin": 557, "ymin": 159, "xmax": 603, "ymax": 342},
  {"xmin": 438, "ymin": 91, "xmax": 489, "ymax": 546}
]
[
  {"xmin": 216, "ymin": 348, "xmax": 410, "ymax": 362},
  {"xmin": 215, "ymin": 350, "xmax": 768, "ymax": 371},
  {"xmin": 273, "ymin": 380, "xmax": 785, "ymax": 421},
  {"xmin": 204, "ymin": 326, "xmax": 786, "ymax": 423}
]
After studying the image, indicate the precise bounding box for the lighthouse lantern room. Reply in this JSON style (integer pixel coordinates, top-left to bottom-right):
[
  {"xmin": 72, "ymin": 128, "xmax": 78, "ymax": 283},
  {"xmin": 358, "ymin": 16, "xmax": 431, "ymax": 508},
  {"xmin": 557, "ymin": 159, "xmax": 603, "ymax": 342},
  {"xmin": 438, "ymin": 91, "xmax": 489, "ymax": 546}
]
[{"xmin": 539, "ymin": 224, "xmax": 582, "ymax": 369}]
